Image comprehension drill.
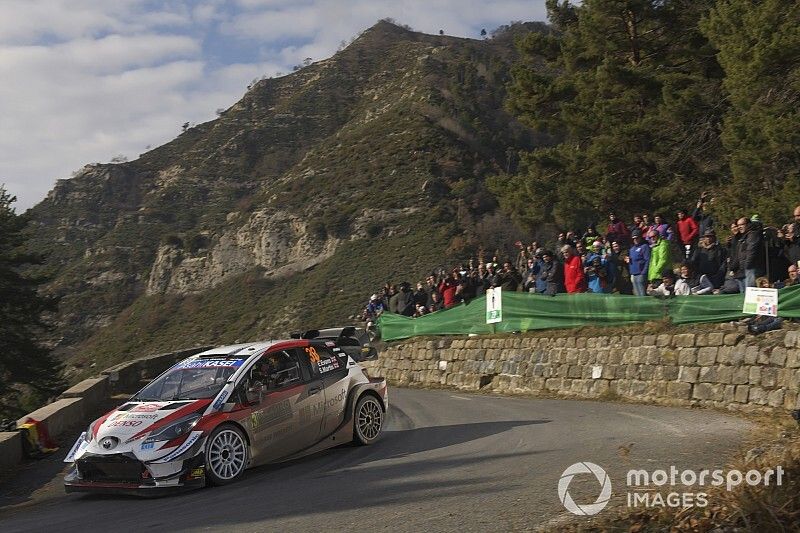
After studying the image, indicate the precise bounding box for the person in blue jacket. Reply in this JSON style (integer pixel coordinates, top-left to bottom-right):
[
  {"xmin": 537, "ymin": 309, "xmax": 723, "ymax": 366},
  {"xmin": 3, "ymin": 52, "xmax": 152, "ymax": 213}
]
[{"xmin": 626, "ymin": 230, "xmax": 651, "ymax": 296}]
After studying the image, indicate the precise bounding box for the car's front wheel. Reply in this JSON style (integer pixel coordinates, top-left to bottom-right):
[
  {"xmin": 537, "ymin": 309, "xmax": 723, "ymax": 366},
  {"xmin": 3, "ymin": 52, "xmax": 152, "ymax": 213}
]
[
  {"xmin": 205, "ymin": 424, "xmax": 248, "ymax": 486},
  {"xmin": 353, "ymin": 395, "xmax": 383, "ymax": 445}
]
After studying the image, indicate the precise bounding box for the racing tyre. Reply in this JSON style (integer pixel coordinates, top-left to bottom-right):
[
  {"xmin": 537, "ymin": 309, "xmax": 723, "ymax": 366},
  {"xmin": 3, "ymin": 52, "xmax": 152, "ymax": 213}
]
[
  {"xmin": 353, "ymin": 395, "xmax": 383, "ymax": 445},
  {"xmin": 205, "ymin": 424, "xmax": 249, "ymax": 486}
]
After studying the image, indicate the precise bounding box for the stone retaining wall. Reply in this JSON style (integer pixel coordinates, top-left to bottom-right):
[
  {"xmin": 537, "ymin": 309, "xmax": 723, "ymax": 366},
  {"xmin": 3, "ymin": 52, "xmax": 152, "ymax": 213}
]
[{"xmin": 364, "ymin": 327, "xmax": 800, "ymax": 412}]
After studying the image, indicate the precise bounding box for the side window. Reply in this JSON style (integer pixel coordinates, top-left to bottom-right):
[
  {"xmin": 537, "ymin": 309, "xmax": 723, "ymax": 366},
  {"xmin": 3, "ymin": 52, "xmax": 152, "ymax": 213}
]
[
  {"xmin": 303, "ymin": 345, "xmax": 347, "ymax": 379},
  {"xmin": 250, "ymin": 350, "xmax": 302, "ymax": 391}
]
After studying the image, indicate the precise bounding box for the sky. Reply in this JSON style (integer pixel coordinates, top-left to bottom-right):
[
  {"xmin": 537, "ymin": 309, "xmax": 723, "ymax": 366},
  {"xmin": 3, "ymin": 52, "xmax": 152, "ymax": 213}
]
[{"xmin": 0, "ymin": 0, "xmax": 547, "ymax": 211}]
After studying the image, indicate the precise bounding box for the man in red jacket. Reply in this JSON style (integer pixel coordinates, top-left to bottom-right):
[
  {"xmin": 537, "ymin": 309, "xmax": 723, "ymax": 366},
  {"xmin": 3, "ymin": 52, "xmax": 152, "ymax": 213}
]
[
  {"xmin": 676, "ymin": 209, "xmax": 700, "ymax": 259},
  {"xmin": 561, "ymin": 245, "xmax": 587, "ymax": 293}
]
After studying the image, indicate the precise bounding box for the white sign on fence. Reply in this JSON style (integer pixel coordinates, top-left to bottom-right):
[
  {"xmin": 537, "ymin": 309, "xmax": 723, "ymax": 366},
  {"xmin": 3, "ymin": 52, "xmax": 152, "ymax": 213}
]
[
  {"xmin": 743, "ymin": 287, "xmax": 778, "ymax": 317},
  {"xmin": 486, "ymin": 287, "xmax": 502, "ymax": 324}
]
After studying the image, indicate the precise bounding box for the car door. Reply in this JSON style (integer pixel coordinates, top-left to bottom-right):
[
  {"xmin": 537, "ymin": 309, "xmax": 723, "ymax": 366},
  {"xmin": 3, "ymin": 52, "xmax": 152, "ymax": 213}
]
[
  {"xmin": 306, "ymin": 342, "xmax": 351, "ymax": 438},
  {"xmin": 244, "ymin": 349, "xmax": 323, "ymax": 463}
]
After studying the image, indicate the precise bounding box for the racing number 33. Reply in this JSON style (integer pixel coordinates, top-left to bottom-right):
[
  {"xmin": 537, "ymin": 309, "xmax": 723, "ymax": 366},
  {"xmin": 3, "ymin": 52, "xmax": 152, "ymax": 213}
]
[{"xmin": 305, "ymin": 346, "xmax": 320, "ymax": 363}]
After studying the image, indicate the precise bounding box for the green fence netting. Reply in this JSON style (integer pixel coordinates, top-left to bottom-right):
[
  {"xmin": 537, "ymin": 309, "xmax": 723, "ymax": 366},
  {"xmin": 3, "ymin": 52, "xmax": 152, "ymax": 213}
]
[{"xmin": 377, "ymin": 285, "xmax": 800, "ymax": 341}]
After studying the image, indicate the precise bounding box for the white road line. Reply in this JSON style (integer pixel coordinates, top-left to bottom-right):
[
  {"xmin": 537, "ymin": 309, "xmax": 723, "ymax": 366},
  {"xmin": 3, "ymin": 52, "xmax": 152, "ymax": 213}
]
[{"xmin": 449, "ymin": 395, "xmax": 472, "ymax": 400}]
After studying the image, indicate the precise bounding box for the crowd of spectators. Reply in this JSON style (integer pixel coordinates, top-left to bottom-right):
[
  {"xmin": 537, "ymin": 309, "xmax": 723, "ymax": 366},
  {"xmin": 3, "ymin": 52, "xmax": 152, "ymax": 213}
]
[{"xmin": 360, "ymin": 195, "xmax": 800, "ymax": 323}]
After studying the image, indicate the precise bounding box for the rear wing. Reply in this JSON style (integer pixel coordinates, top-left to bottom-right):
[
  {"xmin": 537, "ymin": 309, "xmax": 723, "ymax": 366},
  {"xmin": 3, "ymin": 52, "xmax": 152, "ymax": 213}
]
[{"xmin": 290, "ymin": 326, "xmax": 378, "ymax": 362}]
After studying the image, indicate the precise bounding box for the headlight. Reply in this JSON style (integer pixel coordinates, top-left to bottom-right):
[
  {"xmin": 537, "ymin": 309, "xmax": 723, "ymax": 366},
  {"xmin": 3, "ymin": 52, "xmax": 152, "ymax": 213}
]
[{"xmin": 143, "ymin": 414, "xmax": 201, "ymax": 443}]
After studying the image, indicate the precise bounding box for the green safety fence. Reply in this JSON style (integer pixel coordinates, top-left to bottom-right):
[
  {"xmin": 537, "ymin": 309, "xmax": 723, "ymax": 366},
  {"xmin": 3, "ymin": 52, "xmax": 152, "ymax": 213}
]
[{"xmin": 377, "ymin": 285, "xmax": 800, "ymax": 341}]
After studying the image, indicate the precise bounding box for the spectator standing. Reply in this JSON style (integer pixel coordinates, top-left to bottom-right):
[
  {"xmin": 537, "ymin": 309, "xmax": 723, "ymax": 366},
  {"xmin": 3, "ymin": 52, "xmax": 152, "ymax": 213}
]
[
  {"xmin": 736, "ymin": 217, "xmax": 765, "ymax": 288},
  {"xmin": 690, "ymin": 230, "xmax": 728, "ymax": 290},
  {"xmin": 498, "ymin": 262, "xmax": 522, "ymax": 292},
  {"xmin": 539, "ymin": 250, "xmax": 563, "ymax": 295},
  {"xmin": 786, "ymin": 205, "xmax": 800, "ymax": 266},
  {"xmin": 514, "ymin": 242, "xmax": 529, "ymax": 274},
  {"xmin": 651, "ymin": 214, "xmax": 674, "ymax": 241},
  {"xmin": 647, "ymin": 231, "xmax": 671, "ymax": 284},
  {"xmin": 626, "ymin": 230, "xmax": 650, "ymax": 296},
  {"xmin": 413, "ymin": 282, "xmax": 429, "ymax": 308},
  {"xmin": 676, "ymin": 209, "xmax": 699, "ymax": 258},
  {"xmin": 428, "ymin": 291, "xmax": 444, "ymax": 312},
  {"xmin": 583, "ymin": 225, "xmax": 600, "ymax": 248},
  {"xmin": 629, "ymin": 215, "xmax": 644, "ymax": 238},
  {"xmin": 607, "ymin": 213, "xmax": 630, "ymax": 247},
  {"xmin": 692, "ymin": 192, "xmax": 715, "ymax": 236},
  {"xmin": 391, "ymin": 282, "xmax": 415, "ymax": 316},
  {"xmin": 562, "ymin": 245, "xmax": 587, "ymax": 293},
  {"xmin": 610, "ymin": 241, "xmax": 633, "ymax": 294},
  {"xmin": 585, "ymin": 255, "xmax": 609, "ymax": 293},
  {"xmin": 438, "ymin": 271, "xmax": 462, "ymax": 309}
]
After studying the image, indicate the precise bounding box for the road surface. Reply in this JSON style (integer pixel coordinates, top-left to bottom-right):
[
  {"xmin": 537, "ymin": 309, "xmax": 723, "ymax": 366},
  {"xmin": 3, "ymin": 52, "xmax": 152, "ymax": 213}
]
[{"xmin": 0, "ymin": 388, "xmax": 752, "ymax": 532}]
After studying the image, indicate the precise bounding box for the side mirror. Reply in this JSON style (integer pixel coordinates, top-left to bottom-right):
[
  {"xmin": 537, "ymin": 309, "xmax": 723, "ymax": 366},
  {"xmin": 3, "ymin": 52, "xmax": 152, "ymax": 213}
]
[{"xmin": 245, "ymin": 382, "xmax": 264, "ymax": 405}]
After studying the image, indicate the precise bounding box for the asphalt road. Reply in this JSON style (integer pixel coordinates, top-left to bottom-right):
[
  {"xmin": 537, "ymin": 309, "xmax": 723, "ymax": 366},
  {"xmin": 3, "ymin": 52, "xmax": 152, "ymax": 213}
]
[{"xmin": 0, "ymin": 388, "xmax": 752, "ymax": 532}]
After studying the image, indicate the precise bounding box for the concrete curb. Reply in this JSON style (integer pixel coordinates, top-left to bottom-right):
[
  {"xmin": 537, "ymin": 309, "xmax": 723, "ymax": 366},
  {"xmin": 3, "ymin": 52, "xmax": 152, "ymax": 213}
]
[{"xmin": 0, "ymin": 432, "xmax": 22, "ymax": 473}]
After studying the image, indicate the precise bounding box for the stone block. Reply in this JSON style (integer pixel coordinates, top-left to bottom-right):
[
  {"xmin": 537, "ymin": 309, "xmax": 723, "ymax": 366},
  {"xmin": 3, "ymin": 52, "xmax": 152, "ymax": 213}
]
[
  {"xmin": 716, "ymin": 347, "xmax": 733, "ymax": 365},
  {"xmin": 630, "ymin": 336, "xmax": 643, "ymax": 347},
  {"xmin": 717, "ymin": 366, "xmax": 733, "ymax": 384},
  {"xmin": 784, "ymin": 330, "xmax": 799, "ymax": 348},
  {"xmin": 761, "ymin": 368, "xmax": 778, "ymax": 388},
  {"xmin": 699, "ymin": 366, "xmax": 718, "ymax": 382},
  {"xmin": 723, "ymin": 385, "xmax": 736, "ymax": 403},
  {"xmin": 693, "ymin": 383, "xmax": 724, "ymax": 401},
  {"xmin": 770, "ymin": 347, "xmax": 787, "ymax": 367},
  {"xmin": 656, "ymin": 334, "xmax": 672, "ymax": 347},
  {"xmin": 639, "ymin": 365, "xmax": 655, "ymax": 380},
  {"xmin": 567, "ymin": 365, "xmax": 583, "ymax": 378},
  {"xmin": 707, "ymin": 332, "xmax": 724, "ymax": 346},
  {"xmin": 697, "ymin": 347, "xmax": 718, "ymax": 365},
  {"xmin": 732, "ymin": 367, "xmax": 750, "ymax": 385},
  {"xmin": 767, "ymin": 389, "xmax": 785, "ymax": 408},
  {"xmin": 678, "ymin": 349, "xmax": 697, "ymax": 365},
  {"xmin": 748, "ymin": 387, "xmax": 767, "ymax": 405},
  {"xmin": 786, "ymin": 350, "xmax": 800, "ymax": 369},
  {"xmin": 656, "ymin": 365, "xmax": 679, "ymax": 381},
  {"xmin": 642, "ymin": 335, "xmax": 656, "ymax": 346},
  {"xmin": 749, "ymin": 366, "xmax": 761, "ymax": 385},
  {"xmin": 723, "ymin": 333, "xmax": 742, "ymax": 346},
  {"xmin": 679, "ymin": 366, "xmax": 700, "ymax": 383},
  {"xmin": 744, "ymin": 346, "xmax": 759, "ymax": 365},
  {"xmin": 673, "ymin": 334, "xmax": 695, "ymax": 347},
  {"xmin": 734, "ymin": 385, "xmax": 749, "ymax": 403},
  {"xmin": 667, "ymin": 381, "xmax": 692, "ymax": 400}
]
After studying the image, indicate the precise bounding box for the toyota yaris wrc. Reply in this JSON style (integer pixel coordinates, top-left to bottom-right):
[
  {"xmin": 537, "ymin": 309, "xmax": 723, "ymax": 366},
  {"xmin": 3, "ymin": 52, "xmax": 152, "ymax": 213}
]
[{"xmin": 64, "ymin": 328, "xmax": 387, "ymax": 495}]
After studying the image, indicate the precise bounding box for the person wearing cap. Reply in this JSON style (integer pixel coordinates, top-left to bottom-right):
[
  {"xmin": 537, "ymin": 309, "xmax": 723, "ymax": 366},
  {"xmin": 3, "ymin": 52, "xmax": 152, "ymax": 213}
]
[
  {"xmin": 626, "ymin": 229, "xmax": 650, "ymax": 296},
  {"xmin": 538, "ymin": 250, "xmax": 563, "ymax": 295},
  {"xmin": 689, "ymin": 229, "xmax": 728, "ymax": 292},
  {"xmin": 647, "ymin": 230, "xmax": 672, "ymax": 285}
]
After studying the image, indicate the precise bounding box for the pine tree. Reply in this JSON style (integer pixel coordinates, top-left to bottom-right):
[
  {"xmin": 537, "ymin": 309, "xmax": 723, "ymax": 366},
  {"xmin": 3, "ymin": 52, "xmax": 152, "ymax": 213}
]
[
  {"xmin": 0, "ymin": 186, "xmax": 63, "ymax": 418},
  {"xmin": 491, "ymin": 0, "xmax": 726, "ymax": 230},
  {"xmin": 701, "ymin": 0, "xmax": 800, "ymax": 225}
]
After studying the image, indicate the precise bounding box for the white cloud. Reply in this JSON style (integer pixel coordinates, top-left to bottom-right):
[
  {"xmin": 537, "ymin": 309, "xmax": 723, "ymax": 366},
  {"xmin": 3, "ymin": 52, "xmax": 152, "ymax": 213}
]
[{"xmin": 0, "ymin": 0, "xmax": 547, "ymax": 210}]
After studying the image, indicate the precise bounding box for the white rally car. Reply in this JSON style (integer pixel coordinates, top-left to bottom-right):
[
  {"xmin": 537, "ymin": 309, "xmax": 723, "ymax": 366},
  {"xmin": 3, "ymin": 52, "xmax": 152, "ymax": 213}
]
[{"xmin": 64, "ymin": 328, "xmax": 387, "ymax": 495}]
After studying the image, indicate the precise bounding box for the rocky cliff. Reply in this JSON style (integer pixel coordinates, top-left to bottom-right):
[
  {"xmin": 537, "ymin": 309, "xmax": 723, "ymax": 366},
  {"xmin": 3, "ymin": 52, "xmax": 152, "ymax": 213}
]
[{"xmin": 24, "ymin": 21, "xmax": 544, "ymax": 373}]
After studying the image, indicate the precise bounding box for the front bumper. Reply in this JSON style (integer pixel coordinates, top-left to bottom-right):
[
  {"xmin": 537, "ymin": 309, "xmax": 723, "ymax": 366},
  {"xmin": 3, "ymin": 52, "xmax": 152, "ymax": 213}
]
[{"xmin": 64, "ymin": 452, "xmax": 206, "ymax": 496}]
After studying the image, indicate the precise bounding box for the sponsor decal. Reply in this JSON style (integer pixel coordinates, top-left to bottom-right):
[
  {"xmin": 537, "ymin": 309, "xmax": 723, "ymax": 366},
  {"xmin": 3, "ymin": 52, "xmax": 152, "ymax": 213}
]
[
  {"xmin": 188, "ymin": 467, "xmax": 205, "ymax": 480},
  {"xmin": 114, "ymin": 413, "xmax": 159, "ymax": 420},
  {"xmin": 141, "ymin": 441, "xmax": 155, "ymax": 450},
  {"xmin": 317, "ymin": 357, "xmax": 340, "ymax": 374},
  {"xmin": 325, "ymin": 341, "xmax": 335, "ymax": 347},
  {"xmin": 154, "ymin": 431, "xmax": 203, "ymax": 463},
  {"xmin": 174, "ymin": 359, "xmax": 244, "ymax": 370},
  {"xmin": 132, "ymin": 403, "xmax": 163, "ymax": 413},
  {"xmin": 250, "ymin": 399, "xmax": 292, "ymax": 432},
  {"xmin": 212, "ymin": 391, "xmax": 229, "ymax": 411},
  {"xmin": 299, "ymin": 389, "xmax": 346, "ymax": 423},
  {"xmin": 108, "ymin": 419, "xmax": 143, "ymax": 428},
  {"xmin": 64, "ymin": 433, "xmax": 88, "ymax": 463}
]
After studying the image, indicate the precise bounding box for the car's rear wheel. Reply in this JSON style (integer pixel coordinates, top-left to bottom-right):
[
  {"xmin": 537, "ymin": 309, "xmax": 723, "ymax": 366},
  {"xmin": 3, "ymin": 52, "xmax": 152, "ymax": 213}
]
[
  {"xmin": 353, "ymin": 395, "xmax": 383, "ymax": 445},
  {"xmin": 205, "ymin": 424, "xmax": 248, "ymax": 486}
]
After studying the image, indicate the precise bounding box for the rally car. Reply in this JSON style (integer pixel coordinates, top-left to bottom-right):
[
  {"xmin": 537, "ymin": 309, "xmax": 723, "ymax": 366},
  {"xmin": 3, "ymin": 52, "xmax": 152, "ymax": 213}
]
[{"xmin": 64, "ymin": 327, "xmax": 387, "ymax": 495}]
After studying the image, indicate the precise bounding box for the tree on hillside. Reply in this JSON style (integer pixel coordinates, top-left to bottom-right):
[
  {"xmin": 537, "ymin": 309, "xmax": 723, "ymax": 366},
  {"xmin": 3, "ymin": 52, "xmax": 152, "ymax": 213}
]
[
  {"xmin": 490, "ymin": 0, "xmax": 727, "ymax": 230},
  {"xmin": 701, "ymin": 0, "xmax": 800, "ymax": 225},
  {"xmin": 0, "ymin": 187, "xmax": 63, "ymax": 418}
]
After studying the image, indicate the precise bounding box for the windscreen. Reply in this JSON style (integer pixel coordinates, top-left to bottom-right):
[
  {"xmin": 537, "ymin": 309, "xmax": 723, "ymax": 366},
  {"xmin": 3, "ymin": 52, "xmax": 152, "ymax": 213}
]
[{"xmin": 133, "ymin": 359, "xmax": 244, "ymax": 401}]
